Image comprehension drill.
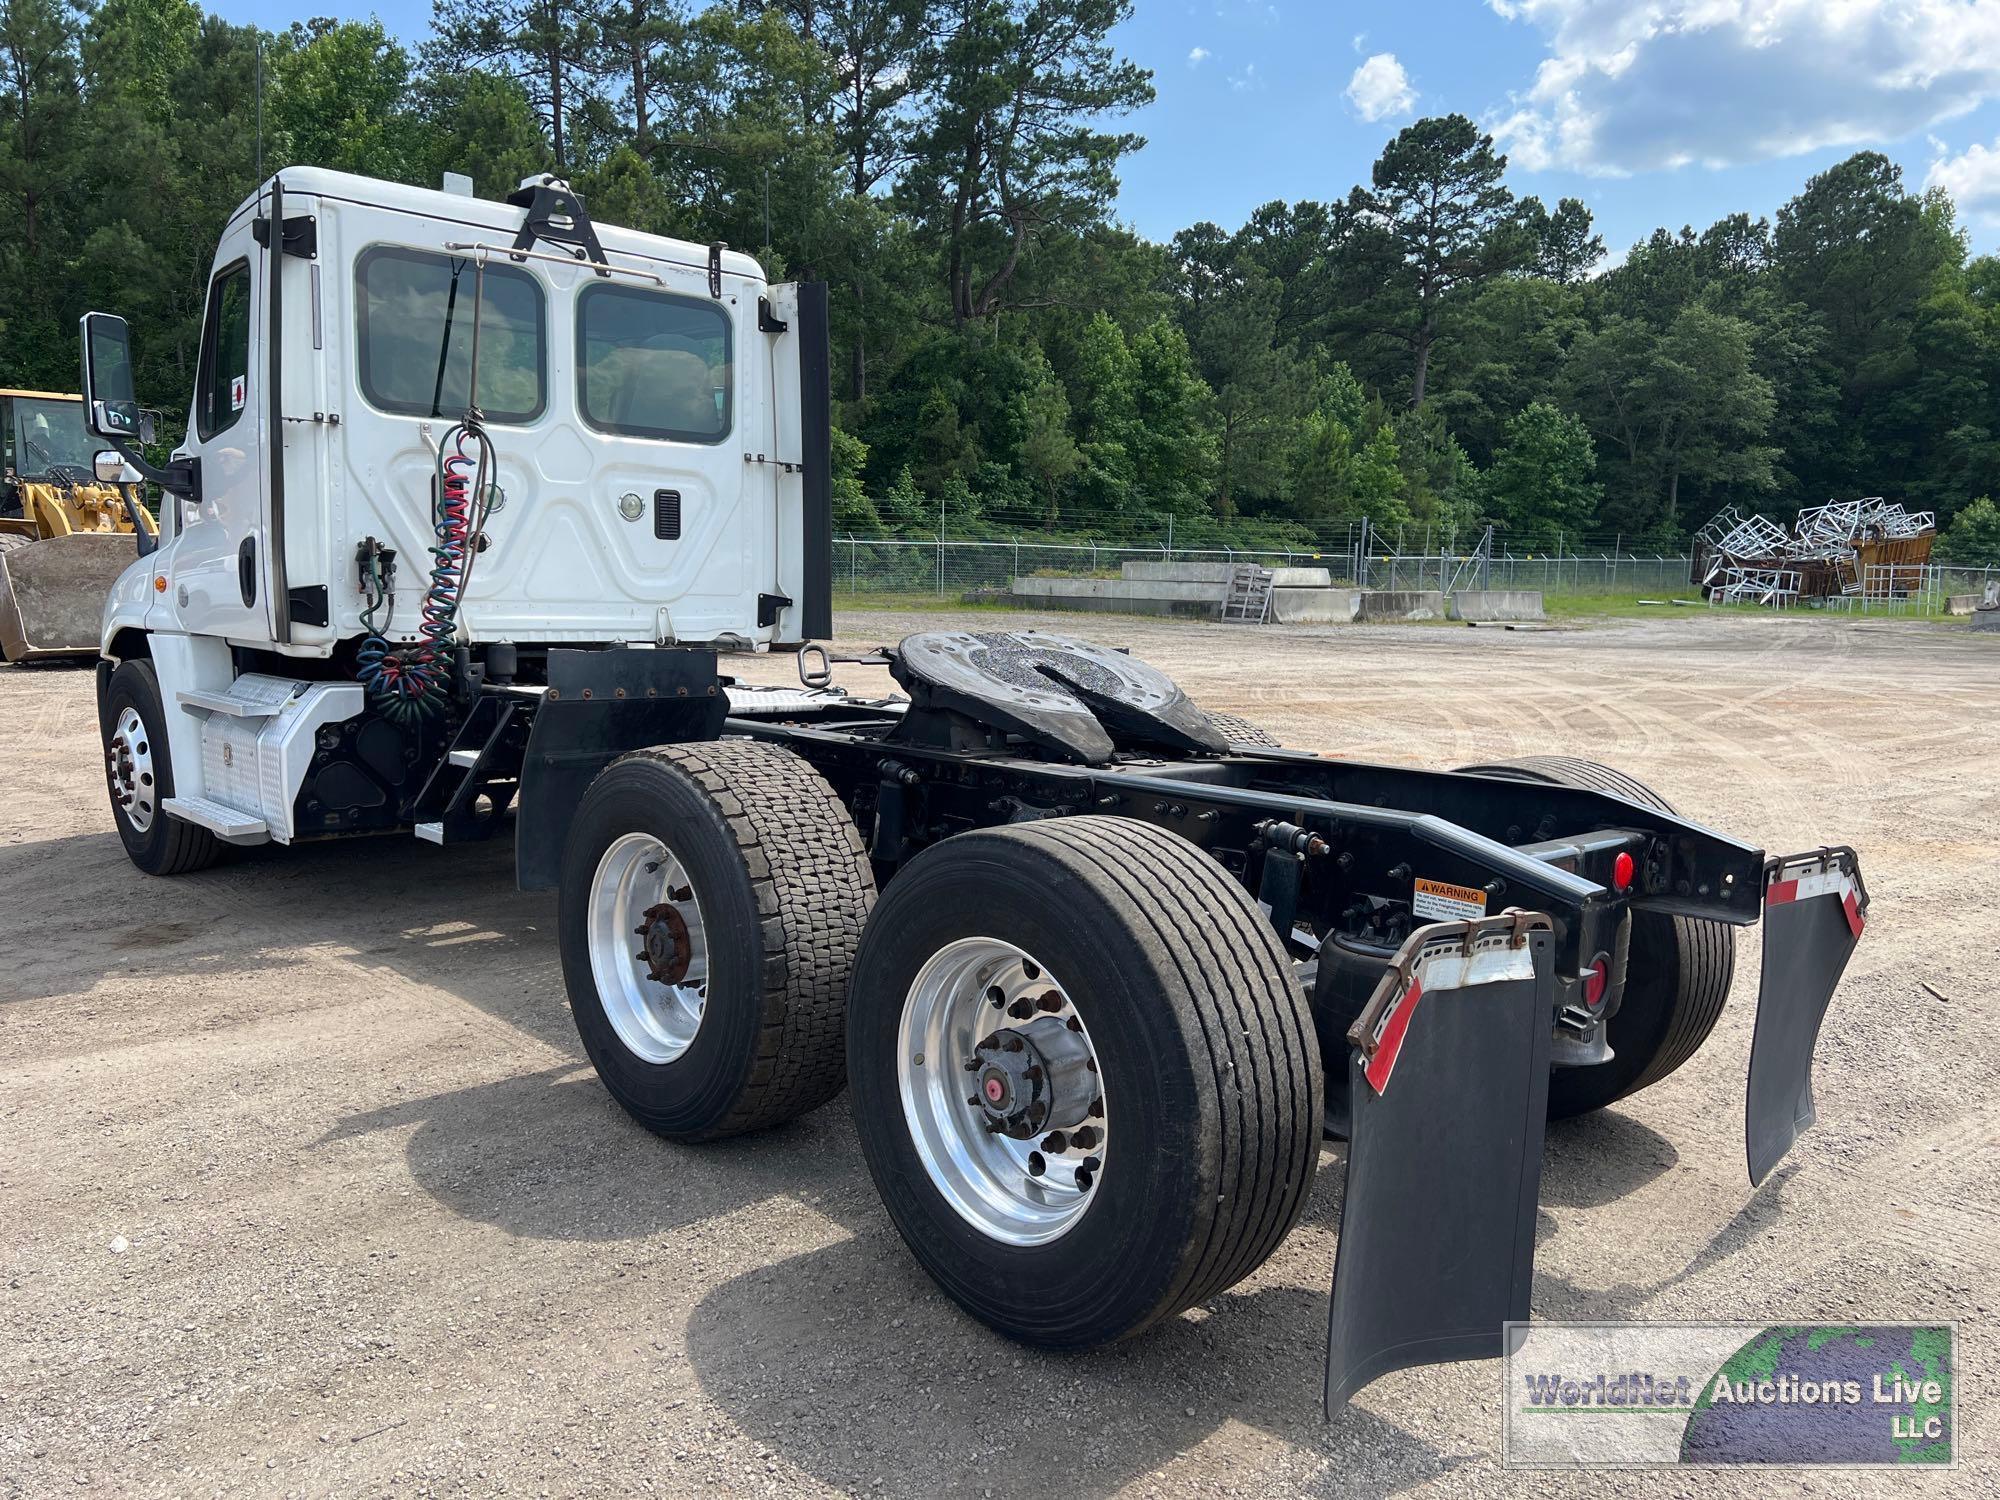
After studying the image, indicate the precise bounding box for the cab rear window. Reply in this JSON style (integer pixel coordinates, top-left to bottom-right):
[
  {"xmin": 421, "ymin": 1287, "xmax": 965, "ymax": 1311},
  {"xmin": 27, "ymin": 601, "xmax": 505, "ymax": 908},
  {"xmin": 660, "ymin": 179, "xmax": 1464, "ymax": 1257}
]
[
  {"xmin": 576, "ymin": 283, "xmax": 731, "ymax": 444},
  {"xmin": 355, "ymin": 247, "xmax": 545, "ymax": 423}
]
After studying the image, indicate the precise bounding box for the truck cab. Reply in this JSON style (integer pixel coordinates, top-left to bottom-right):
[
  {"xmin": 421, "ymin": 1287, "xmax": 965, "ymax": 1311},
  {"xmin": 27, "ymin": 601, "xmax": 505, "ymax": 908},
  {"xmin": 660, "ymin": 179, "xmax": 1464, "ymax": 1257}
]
[
  {"xmin": 83, "ymin": 169, "xmax": 832, "ymax": 869},
  {"xmin": 93, "ymin": 168, "xmax": 827, "ymax": 662}
]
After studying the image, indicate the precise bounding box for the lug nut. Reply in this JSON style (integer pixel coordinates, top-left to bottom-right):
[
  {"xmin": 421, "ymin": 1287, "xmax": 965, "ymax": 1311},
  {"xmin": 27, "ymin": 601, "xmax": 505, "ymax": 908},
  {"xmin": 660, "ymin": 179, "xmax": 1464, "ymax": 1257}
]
[
  {"xmin": 1037, "ymin": 990, "xmax": 1064, "ymax": 1012},
  {"xmin": 1088, "ymin": 1096, "xmax": 1104, "ymax": 1118},
  {"xmin": 964, "ymin": 1057, "xmax": 980, "ymax": 1072},
  {"xmin": 1007, "ymin": 998, "xmax": 1035, "ymax": 1019},
  {"xmin": 1071, "ymin": 1126, "xmax": 1098, "ymax": 1150},
  {"xmin": 967, "ymin": 1095, "xmax": 982, "ymax": 1109},
  {"xmin": 1081, "ymin": 1155, "xmax": 1102, "ymax": 1174},
  {"xmin": 1042, "ymin": 1132, "xmax": 1068, "ymax": 1154}
]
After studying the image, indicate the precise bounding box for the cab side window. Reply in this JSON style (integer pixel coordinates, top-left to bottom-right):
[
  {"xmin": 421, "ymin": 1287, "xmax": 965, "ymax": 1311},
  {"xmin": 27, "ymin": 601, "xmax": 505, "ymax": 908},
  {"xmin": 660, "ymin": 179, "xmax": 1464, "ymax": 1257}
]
[{"xmin": 195, "ymin": 261, "xmax": 253, "ymax": 441}]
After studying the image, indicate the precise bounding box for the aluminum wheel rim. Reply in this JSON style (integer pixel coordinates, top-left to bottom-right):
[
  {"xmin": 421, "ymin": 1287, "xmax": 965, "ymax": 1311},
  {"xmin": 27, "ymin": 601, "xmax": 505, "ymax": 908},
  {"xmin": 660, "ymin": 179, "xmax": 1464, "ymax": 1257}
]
[
  {"xmin": 587, "ymin": 832, "xmax": 709, "ymax": 1065},
  {"xmin": 107, "ymin": 705, "xmax": 157, "ymax": 834},
  {"xmin": 898, "ymin": 937, "xmax": 1107, "ymax": 1246}
]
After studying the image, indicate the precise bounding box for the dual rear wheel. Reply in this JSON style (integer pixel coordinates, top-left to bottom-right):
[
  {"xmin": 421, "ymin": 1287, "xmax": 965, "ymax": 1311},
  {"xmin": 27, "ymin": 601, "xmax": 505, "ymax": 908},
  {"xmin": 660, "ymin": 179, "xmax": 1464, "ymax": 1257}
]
[{"xmin": 558, "ymin": 749, "xmax": 1322, "ymax": 1348}]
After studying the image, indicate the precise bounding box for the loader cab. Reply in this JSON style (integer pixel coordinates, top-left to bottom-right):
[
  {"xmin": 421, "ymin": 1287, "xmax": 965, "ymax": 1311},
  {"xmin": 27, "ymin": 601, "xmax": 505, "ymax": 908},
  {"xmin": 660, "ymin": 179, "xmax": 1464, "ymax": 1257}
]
[
  {"xmin": 83, "ymin": 167, "xmax": 828, "ymax": 659},
  {"xmin": 2, "ymin": 392, "xmax": 98, "ymax": 516}
]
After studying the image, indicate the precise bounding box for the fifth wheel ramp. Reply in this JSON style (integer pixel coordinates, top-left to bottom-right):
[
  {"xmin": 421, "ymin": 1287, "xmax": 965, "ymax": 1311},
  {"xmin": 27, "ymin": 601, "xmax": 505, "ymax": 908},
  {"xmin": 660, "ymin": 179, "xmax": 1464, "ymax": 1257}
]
[{"xmin": 0, "ymin": 532, "xmax": 135, "ymax": 661}]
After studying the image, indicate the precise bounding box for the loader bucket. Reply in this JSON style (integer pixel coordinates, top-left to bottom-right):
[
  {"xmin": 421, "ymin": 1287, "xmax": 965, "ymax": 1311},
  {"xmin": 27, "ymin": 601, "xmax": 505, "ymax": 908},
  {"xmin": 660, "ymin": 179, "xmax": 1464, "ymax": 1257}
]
[
  {"xmin": 1325, "ymin": 912, "xmax": 1555, "ymax": 1414},
  {"xmin": 0, "ymin": 532, "xmax": 135, "ymax": 662}
]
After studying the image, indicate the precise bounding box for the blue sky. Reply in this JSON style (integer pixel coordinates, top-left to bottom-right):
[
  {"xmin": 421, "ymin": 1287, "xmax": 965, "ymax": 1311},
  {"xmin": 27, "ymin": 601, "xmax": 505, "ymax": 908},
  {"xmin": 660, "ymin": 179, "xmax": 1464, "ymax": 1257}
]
[{"xmin": 208, "ymin": 0, "xmax": 2000, "ymax": 257}]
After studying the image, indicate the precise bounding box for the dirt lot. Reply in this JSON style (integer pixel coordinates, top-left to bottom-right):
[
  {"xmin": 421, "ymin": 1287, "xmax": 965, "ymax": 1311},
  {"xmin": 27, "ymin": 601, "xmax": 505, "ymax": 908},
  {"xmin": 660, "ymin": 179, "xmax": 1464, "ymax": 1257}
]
[{"xmin": 2, "ymin": 607, "xmax": 1994, "ymax": 1497}]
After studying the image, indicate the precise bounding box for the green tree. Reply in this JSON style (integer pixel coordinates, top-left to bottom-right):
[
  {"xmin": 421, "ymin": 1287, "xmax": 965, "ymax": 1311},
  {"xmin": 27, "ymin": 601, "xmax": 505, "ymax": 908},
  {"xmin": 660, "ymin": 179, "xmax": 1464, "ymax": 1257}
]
[
  {"xmin": 1485, "ymin": 402, "xmax": 1601, "ymax": 548},
  {"xmin": 426, "ymin": 0, "xmax": 601, "ymax": 168},
  {"xmin": 1344, "ymin": 114, "xmax": 1530, "ymax": 407},
  {"xmin": 903, "ymin": 0, "xmax": 1152, "ymax": 325},
  {"xmin": 1937, "ymin": 496, "xmax": 2000, "ymax": 566},
  {"xmin": 1522, "ymin": 195, "xmax": 1603, "ymax": 284},
  {"xmin": 271, "ymin": 19, "xmax": 415, "ymax": 180},
  {"xmin": 0, "ymin": 0, "xmax": 84, "ymax": 386}
]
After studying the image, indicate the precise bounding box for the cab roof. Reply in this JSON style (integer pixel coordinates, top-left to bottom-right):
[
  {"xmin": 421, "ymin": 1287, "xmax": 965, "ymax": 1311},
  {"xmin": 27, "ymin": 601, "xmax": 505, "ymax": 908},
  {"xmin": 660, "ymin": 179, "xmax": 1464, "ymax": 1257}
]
[{"xmin": 236, "ymin": 167, "xmax": 771, "ymax": 285}]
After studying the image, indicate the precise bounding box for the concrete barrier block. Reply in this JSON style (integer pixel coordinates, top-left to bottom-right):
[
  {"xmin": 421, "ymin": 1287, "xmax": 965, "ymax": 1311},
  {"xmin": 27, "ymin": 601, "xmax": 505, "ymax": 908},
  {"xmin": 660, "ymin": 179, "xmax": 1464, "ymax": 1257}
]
[
  {"xmin": 1448, "ymin": 590, "xmax": 1547, "ymax": 623},
  {"xmin": 1267, "ymin": 587, "xmax": 1362, "ymax": 624},
  {"xmin": 1118, "ymin": 561, "xmax": 1334, "ymax": 588},
  {"xmin": 1946, "ymin": 594, "xmax": 1979, "ymax": 616},
  {"xmin": 1356, "ymin": 590, "xmax": 1446, "ymax": 622}
]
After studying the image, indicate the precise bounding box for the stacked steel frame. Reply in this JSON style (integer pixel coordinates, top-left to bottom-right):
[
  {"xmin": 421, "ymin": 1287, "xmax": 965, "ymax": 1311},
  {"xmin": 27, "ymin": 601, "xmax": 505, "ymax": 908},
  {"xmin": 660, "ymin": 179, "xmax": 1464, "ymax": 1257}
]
[{"xmin": 1693, "ymin": 499, "xmax": 1935, "ymax": 605}]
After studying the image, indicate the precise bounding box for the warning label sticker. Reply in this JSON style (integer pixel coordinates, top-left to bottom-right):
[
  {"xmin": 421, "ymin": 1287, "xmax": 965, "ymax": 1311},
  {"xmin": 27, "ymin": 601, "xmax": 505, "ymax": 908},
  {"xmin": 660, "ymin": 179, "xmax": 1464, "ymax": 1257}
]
[{"xmin": 1412, "ymin": 877, "xmax": 1488, "ymax": 922}]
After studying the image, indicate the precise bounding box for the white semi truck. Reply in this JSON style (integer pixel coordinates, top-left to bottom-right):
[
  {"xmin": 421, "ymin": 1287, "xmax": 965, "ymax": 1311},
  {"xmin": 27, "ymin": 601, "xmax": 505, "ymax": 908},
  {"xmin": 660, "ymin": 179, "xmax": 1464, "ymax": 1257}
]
[{"xmin": 77, "ymin": 168, "xmax": 1869, "ymax": 1410}]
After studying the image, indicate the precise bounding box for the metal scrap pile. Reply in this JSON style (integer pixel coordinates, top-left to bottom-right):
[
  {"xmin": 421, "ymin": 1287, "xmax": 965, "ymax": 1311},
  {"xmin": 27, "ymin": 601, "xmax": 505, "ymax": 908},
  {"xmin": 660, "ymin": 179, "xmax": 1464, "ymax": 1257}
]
[{"xmin": 1693, "ymin": 499, "xmax": 1936, "ymax": 605}]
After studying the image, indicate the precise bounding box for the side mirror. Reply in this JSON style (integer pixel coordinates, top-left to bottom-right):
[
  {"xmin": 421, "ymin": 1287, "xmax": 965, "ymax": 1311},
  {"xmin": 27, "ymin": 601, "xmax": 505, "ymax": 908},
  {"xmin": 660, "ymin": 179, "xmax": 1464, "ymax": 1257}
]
[
  {"xmin": 79, "ymin": 312, "xmax": 142, "ymax": 442},
  {"xmin": 94, "ymin": 450, "xmax": 126, "ymax": 484}
]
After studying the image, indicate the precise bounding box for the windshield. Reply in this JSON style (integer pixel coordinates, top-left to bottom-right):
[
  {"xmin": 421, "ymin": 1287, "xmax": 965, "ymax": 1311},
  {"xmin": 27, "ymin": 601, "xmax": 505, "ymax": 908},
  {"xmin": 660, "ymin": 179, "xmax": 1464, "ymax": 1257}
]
[{"xmin": 11, "ymin": 398, "xmax": 97, "ymax": 477}]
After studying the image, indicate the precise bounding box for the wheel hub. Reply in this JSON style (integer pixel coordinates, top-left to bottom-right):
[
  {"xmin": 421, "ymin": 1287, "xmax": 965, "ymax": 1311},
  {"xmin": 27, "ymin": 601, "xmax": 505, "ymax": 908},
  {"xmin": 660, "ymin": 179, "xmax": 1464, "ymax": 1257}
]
[
  {"xmin": 637, "ymin": 901, "xmax": 693, "ymax": 986},
  {"xmin": 898, "ymin": 937, "xmax": 1109, "ymax": 1246},
  {"xmin": 105, "ymin": 706, "xmax": 156, "ymax": 834},
  {"xmin": 971, "ymin": 1016, "xmax": 1097, "ymax": 1139},
  {"xmin": 587, "ymin": 834, "xmax": 708, "ymax": 1066}
]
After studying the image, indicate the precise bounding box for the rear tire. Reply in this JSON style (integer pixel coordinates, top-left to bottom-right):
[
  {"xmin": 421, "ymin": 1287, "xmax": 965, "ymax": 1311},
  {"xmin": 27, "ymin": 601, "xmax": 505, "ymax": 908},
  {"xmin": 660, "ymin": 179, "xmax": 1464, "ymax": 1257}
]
[
  {"xmin": 100, "ymin": 658, "xmax": 220, "ymax": 876},
  {"xmin": 1203, "ymin": 710, "xmax": 1282, "ymax": 747},
  {"xmin": 846, "ymin": 817, "xmax": 1321, "ymax": 1349},
  {"xmin": 1454, "ymin": 755, "xmax": 1735, "ymax": 1118},
  {"xmin": 557, "ymin": 740, "xmax": 876, "ymax": 1142}
]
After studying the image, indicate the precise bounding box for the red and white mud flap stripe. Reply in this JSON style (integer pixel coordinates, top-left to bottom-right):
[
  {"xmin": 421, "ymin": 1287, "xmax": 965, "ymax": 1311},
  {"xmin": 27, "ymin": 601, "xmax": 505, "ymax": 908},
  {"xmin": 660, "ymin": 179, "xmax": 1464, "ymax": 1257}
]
[
  {"xmin": 1745, "ymin": 846, "xmax": 1869, "ymax": 1188},
  {"xmin": 1324, "ymin": 912, "xmax": 1555, "ymax": 1416}
]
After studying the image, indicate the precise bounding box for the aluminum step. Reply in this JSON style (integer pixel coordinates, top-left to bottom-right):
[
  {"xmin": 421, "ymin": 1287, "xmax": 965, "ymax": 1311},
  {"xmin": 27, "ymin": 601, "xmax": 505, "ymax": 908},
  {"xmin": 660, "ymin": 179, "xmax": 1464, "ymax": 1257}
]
[
  {"xmin": 177, "ymin": 677, "xmax": 304, "ymax": 719},
  {"xmin": 414, "ymin": 822, "xmax": 445, "ymax": 845},
  {"xmin": 161, "ymin": 795, "xmax": 268, "ymax": 839},
  {"xmin": 448, "ymin": 748, "xmax": 480, "ymax": 767}
]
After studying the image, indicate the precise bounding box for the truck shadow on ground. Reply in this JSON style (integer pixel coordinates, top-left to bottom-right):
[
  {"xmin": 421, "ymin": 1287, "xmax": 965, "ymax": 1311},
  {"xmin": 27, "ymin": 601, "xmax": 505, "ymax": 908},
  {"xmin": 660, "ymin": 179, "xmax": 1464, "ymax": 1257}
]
[
  {"xmin": 681, "ymin": 1234, "xmax": 1472, "ymax": 1500},
  {"xmin": 0, "ymin": 824, "xmax": 575, "ymax": 1052}
]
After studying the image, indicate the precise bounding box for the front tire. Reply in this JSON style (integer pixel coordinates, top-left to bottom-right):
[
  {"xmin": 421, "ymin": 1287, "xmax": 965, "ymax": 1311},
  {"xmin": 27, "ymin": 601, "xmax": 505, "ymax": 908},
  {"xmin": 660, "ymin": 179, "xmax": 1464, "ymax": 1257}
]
[
  {"xmin": 557, "ymin": 740, "xmax": 876, "ymax": 1142},
  {"xmin": 100, "ymin": 657, "xmax": 219, "ymax": 876},
  {"xmin": 846, "ymin": 817, "xmax": 1321, "ymax": 1349}
]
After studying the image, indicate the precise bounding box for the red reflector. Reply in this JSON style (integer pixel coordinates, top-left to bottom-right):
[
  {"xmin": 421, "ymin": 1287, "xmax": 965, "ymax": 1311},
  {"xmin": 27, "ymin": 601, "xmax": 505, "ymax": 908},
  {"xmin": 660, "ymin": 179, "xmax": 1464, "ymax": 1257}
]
[
  {"xmin": 1583, "ymin": 958, "xmax": 1609, "ymax": 1009},
  {"xmin": 1612, "ymin": 852, "xmax": 1635, "ymax": 891}
]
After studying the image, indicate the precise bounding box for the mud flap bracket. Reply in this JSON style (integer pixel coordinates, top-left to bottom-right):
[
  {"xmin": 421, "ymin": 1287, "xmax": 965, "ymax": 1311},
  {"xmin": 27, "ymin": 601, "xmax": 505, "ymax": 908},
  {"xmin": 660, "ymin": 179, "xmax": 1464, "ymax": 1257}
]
[
  {"xmin": 1745, "ymin": 846, "xmax": 1867, "ymax": 1188},
  {"xmin": 1325, "ymin": 911, "xmax": 1555, "ymax": 1414}
]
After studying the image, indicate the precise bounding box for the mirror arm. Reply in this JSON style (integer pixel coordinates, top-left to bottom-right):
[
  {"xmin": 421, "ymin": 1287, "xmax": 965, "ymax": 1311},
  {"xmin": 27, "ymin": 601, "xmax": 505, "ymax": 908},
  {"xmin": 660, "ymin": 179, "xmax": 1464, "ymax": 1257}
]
[{"xmin": 105, "ymin": 434, "xmax": 199, "ymax": 504}]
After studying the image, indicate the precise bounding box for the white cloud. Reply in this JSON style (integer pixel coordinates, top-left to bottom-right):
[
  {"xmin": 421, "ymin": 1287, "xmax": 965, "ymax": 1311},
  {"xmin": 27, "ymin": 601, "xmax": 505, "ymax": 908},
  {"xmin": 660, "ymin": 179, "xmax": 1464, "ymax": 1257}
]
[
  {"xmin": 1488, "ymin": 0, "xmax": 2000, "ymax": 176},
  {"xmin": 1345, "ymin": 53, "xmax": 1417, "ymax": 122},
  {"xmin": 1188, "ymin": 46, "xmax": 1210, "ymax": 66},
  {"xmin": 1229, "ymin": 62, "xmax": 1262, "ymax": 92},
  {"xmin": 1929, "ymin": 135, "xmax": 2000, "ymax": 223}
]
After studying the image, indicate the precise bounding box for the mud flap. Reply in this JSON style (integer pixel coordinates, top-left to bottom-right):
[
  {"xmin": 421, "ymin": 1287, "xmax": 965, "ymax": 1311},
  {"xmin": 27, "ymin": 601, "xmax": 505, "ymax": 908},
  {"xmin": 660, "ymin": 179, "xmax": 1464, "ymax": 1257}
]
[
  {"xmin": 1325, "ymin": 912, "xmax": 1555, "ymax": 1414},
  {"xmin": 1745, "ymin": 847, "xmax": 1867, "ymax": 1188}
]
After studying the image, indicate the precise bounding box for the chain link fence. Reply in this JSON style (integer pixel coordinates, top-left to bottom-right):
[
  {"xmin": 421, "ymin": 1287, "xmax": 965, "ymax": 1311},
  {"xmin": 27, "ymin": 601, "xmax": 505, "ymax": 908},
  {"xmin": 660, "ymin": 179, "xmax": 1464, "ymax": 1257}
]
[{"xmin": 832, "ymin": 535, "xmax": 1698, "ymax": 601}]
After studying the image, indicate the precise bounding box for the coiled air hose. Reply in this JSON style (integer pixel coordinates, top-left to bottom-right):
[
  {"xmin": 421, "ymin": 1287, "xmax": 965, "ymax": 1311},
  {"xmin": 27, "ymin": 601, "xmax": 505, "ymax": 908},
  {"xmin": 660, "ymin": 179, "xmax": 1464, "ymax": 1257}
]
[{"xmin": 357, "ymin": 417, "xmax": 499, "ymax": 723}]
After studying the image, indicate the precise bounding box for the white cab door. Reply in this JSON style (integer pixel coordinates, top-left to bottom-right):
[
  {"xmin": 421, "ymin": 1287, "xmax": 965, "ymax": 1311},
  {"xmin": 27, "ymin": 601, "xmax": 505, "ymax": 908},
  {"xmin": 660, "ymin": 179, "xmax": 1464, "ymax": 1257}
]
[{"xmin": 170, "ymin": 213, "xmax": 273, "ymax": 643}]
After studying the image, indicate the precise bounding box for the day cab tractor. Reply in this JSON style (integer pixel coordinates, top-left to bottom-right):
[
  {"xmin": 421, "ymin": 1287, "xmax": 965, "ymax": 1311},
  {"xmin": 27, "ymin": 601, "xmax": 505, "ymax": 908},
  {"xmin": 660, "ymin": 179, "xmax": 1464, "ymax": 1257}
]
[
  {"xmin": 77, "ymin": 168, "xmax": 1869, "ymax": 1412},
  {"xmin": 0, "ymin": 389, "xmax": 158, "ymax": 661}
]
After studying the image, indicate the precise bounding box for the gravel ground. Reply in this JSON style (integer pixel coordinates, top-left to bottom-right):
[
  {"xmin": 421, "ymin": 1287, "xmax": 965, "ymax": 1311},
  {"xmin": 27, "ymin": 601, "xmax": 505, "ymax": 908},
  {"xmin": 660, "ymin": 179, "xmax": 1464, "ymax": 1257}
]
[{"xmin": 1, "ymin": 606, "xmax": 1992, "ymax": 1497}]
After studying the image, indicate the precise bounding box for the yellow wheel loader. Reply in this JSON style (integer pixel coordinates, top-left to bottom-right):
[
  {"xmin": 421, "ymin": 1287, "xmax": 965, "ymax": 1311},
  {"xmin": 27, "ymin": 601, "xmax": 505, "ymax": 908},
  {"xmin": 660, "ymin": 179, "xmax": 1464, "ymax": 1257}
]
[{"xmin": 0, "ymin": 389, "xmax": 157, "ymax": 662}]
